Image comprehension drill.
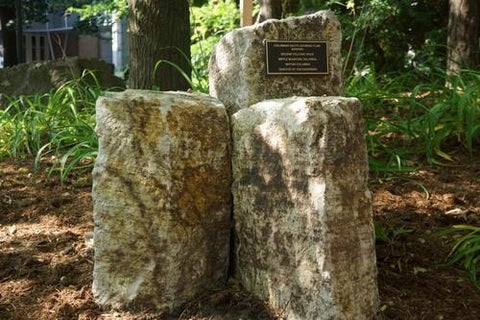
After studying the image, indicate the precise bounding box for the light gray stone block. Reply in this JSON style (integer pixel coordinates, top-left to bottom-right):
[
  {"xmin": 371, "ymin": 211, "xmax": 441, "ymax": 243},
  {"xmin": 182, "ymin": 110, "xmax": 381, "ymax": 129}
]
[
  {"xmin": 92, "ymin": 90, "xmax": 232, "ymax": 312},
  {"xmin": 209, "ymin": 10, "xmax": 342, "ymax": 116},
  {"xmin": 231, "ymin": 96, "xmax": 378, "ymax": 320}
]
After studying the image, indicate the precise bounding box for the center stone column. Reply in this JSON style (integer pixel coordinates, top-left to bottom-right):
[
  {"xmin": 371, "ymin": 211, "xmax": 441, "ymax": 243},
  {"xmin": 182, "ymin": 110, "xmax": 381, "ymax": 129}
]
[
  {"xmin": 210, "ymin": 10, "xmax": 378, "ymax": 320},
  {"xmin": 231, "ymin": 97, "xmax": 377, "ymax": 319}
]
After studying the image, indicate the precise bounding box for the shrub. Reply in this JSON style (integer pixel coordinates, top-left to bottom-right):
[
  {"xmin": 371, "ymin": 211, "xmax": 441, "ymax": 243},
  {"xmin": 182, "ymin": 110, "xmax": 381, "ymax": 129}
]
[
  {"xmin": 0, "ymin": 70, "xmax": 101, "ymax": 182},
  {"xmin": 439, "ymin": 225, "xmax": 480, "ymax": 290}
]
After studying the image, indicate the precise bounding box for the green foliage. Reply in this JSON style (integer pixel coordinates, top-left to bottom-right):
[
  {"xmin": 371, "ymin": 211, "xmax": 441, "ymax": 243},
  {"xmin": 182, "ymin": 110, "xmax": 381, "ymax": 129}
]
[
  {"xmin": 298, "ymin": 0, "xmax": 325, "ymax": 12},
  {"xmin": 439, "ymin": 225, "xmax": 480, "ymax": 290},
  {"xmin": 348, "ymin": 67, "xmax": 480, "ymax": 172},
  {"xmin": 64, "ymin": 0, "xmax": 127, "ymax": 18},
  {"xmin": 1, "ymin": 0, "xmax": 475, "ymax": 182},
  {"xmin": 191, "ymin": 0, "xmax": 209, "ymax": 6},
  {"xmin": 0, "ymin": 0, "xmax": 241, "ymax": 181},
  {"xmin": 0, "ymin": 71, "xmax": 101, "ymax": 182},
  {"xmin": 319, "ymin": 0, "xmax": 448, "ymax": 77},
  {"xmin": 60, "ymin": 0, "xmax": 127, "ymax": 33},
  {"xmin": 153, "ymin": 47, "xmax": 209, "ymax": 93},
  {"xmin": 190, "ymin": 0, "xmax": 239, "ymax": 91},
  {"xmin": 0, "ymin": 0, "xmax": 127, "ymax": 34},
  {"xmin": 0, "ymin": 0, "xmax": 50, "ymax": 27},
  {"xmin": 375, "ymin": 222, "xmax": 414, "ymax": 244},
  {"xmin": 150, "ymin": 0, "xmax": 239, "ymax": 93}
]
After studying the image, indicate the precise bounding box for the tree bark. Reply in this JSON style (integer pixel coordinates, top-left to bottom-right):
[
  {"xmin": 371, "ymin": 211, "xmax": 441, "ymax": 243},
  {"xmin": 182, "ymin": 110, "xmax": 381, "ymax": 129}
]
[
  {"xmin": 15, "ymin": 0, "xmax": 24, "ymax": 64},
  {"xmin": 128, "ymin": 0, "xmax": 191, "ymax": 90},
  {"xmin": 0, "ymin": 6, "xmax": 17, "ymax": 67},
  {"xmin": 447, "ymin": 0, "xmax": 480, "ymax": 73},
  {"xmin": 256, "ymin": 0, "xmax": 282, "ymax": 23}
]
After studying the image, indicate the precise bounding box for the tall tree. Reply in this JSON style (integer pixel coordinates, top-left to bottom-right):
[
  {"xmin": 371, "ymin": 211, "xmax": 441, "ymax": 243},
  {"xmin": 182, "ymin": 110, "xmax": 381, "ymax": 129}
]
[
  {"xmin": 128, "ymin": 0, "xmax": 191, "ymax": 90},
  {"xmin": 447, "ymin": 0, "xmax": 480, "ymax": 73}
]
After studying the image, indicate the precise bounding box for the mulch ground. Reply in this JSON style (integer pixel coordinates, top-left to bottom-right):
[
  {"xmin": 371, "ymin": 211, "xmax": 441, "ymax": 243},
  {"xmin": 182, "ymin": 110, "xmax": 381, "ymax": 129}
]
[{"xmin": 0, "ymin": 150, "xmax": 479, "ymax": 319}]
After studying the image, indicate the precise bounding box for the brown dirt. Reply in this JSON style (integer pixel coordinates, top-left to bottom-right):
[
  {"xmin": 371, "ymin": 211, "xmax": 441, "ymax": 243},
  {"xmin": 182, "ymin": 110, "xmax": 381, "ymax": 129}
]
[{"xmin": 0, "ymin": 150, "xmax": 479, "ymax": 319}]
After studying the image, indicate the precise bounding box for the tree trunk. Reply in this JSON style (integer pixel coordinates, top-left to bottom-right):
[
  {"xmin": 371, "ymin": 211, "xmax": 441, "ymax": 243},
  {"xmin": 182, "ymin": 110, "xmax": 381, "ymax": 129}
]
[
  {"xmin": 0, "ymin": 6, "xmax": 17, "ymax": 67},
  {"xmin": 15, "ymin": 0, "xmax": 24, "ymax": 64},
  {"xmin": 447, "ymin": 0, "xmax": 480, "ymax": 73},
  {"xmin": 128, "ymin": 0, "xmax": 191, "ymax": 90},
  {"xmin": 256, "ymin": 0, "xmax": 282, "ymax": 23}
]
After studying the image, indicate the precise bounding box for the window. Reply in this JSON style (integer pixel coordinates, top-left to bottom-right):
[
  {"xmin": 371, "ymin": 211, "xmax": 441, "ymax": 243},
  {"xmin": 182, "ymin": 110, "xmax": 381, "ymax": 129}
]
[{"xmin": 24, "ymin": 34, "xmax": 50, "ymax": 62}]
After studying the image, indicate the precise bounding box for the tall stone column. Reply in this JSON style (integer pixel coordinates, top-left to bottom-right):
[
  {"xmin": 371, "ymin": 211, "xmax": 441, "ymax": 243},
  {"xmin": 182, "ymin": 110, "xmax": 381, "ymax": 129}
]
[
  {"xmin": 92, "ymin": 90, "xmax": 232, "ymax": 312},
  {"xmin": 231, "ymin": 97, "xmax": 378, "ymax": 319}
]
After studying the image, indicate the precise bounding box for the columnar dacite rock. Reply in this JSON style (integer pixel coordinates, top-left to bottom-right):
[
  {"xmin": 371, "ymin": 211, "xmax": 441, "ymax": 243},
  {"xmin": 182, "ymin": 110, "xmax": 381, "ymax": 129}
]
[
  {"xmin": 92, "ymin": 90, "xmax": 232, "ymax": 311},
  {"xmin": 209, "ymin": 10, "xmax": 342, "ymax": 116},
  {"xmin": 231, "ymin": 97, "xmax": 378, "ymax": 320}
]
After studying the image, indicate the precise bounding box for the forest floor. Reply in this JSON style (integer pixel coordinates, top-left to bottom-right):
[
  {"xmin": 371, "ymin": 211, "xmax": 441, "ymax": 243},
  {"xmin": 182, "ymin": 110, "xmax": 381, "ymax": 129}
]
[{"xmin": 0, "ymin": 149, "xmax": 479, "ymax": 319}]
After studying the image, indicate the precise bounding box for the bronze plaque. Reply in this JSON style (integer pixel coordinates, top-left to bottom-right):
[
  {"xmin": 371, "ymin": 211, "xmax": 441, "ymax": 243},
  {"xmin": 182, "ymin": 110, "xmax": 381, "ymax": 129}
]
[{"xmin": 265, "ymin": 40, "xmax": 328, "ymax": 75}]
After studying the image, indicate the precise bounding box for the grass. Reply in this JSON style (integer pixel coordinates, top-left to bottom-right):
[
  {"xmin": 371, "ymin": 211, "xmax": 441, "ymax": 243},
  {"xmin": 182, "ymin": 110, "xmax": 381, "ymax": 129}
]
[
  {"xmin": 153, "ymin": 47, "xmax": 209, "ymax": 93},
  {"xmin": 438, "ymin": 225, "xmax": 480, "ymax": 290},
  {"xmin": 1, "ymin": 66, "xmax": 478, "ymax": 181},
  {"xmin": 350, "ymin": 67, "xmax": 480, "ymax": 290},
  {"xmin": 375, "ymin": 223, "xmax": 414, "ymax": 244},
  {"xmin": 0, "ymin": 70, "xmax": 102, "ymax": 183},
  {"xmin": 348, "ymin": 67, "xmax": 480, "ymax": 172}
]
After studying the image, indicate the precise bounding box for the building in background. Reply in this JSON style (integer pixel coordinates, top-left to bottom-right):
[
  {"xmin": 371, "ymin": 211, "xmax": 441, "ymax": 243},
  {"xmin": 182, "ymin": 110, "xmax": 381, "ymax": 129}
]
[{"xmin": 1, "ymin": 11, "xmax": 128, "ymax": 77}]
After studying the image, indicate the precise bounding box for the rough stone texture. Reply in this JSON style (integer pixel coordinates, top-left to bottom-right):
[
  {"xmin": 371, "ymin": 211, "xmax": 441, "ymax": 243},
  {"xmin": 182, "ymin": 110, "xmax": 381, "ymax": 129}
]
[
  {"xmin": 92, "ymin": 90, "xmax": 232, "ymax": 312},
  {"xmin": 231, "ymin": 97, "xmax": 378, "ymax": 320},
  {"xmin": 209, "ymin": 10, "xmax": 342, "ymax": 116},
  {"xmin": 0, "ymin": 57, "xmax": 124, "ymax": 99}
]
